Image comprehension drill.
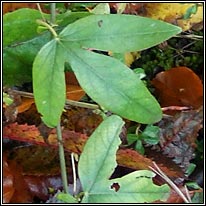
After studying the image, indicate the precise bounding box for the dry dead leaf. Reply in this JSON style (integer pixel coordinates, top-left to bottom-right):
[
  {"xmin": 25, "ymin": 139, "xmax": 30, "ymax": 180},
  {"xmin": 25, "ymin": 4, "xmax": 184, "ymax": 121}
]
[{"xmin": 144, "ymin": 3, "xmax": 203, "ymax": 31}]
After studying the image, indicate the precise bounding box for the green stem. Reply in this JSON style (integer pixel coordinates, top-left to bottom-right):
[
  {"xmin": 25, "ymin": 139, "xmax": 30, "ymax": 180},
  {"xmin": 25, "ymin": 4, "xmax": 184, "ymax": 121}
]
[
  {"xmin": 50, "ymin": 3, "xmax": 56, "ymax": 24},
  {"xmin": 50, "ymin": 3, "xmax": 68, "ymax": 194},
  {"xmin": 57, "ymin": 123, "xmax": 68, "ymax": 194},
  {"xmin": 36, "ymin": 3, "xmax": 46, "ymax": 22},
  {"xmin": 36, "ymin": 19, "xmax": 58, "ymax": 38}
]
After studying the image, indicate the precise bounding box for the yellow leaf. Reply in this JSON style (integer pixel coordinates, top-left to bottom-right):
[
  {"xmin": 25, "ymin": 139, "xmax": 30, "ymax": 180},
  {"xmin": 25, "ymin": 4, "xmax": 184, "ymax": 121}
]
[{"xmin": 144, "ymin": 3, "xmax": 203, "ymax": 31}]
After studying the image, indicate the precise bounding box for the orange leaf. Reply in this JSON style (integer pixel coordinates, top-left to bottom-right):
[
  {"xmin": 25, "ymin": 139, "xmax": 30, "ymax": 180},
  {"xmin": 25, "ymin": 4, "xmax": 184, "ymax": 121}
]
[
  {"xmin": 151, "ymin": 67, "xmax": 203, "ymax": 109},
  {"xmin": 17, "ymin": 97, "xmax": 34, "ymax": 113},
  {"xmin": 65, "ymin": 71, "xmax": 85, "ymax": 101},
  {"xmin": 66, "ymin": 84, "xmax": 85, "ymax": 101},
  {"xmin": 3, "ymin": 123, "xmax": 45, "ymax": 146}
]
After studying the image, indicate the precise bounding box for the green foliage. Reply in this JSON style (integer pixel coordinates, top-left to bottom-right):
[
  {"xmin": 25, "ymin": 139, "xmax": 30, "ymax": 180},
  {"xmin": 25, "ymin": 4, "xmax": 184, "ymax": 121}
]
[
  {"xmin": 60, "ymin": 14, "xmax": 181, "ymax": 53},
  {"xmin": 3, "ymin": 32, "xmax": 52, "ymax": 86},
  {"xmin": 3, "ymin": 9, "xmax": 91, "ymax": 86},
  {"xmin": 66, "ymin": 48, "xmax": 162, "ymax": 125},
  {"xmin": 3, "ymin": 8, "xmax": 50, "ymax": 47},
  {"xmin": 33, "ymin": 39, "xmax": 66, "ymax": 127},
  {"xmin": 183, "ymin": 4, "xmax": 198, "ymax": 19},
  {"xmin": 127, "ymin": 125, "xmax": 160, "ymax": 154},
  {"xmin": 78, "ymin": 115, "xmax": 170, "ymax": 203},
  {"xmin": 3, "ymin": 92, "xmax": 13, "ymax": 106},
  {"xmin": 33, "ymin": 13, "xmax": 181, "ymax": 127}
]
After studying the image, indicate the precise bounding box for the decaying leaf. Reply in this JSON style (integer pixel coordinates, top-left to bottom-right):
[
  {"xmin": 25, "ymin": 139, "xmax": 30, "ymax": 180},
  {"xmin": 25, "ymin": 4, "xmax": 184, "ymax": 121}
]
[
  {"xmin": 3, "ymin": 123, "xmax": 45, "ymax": 145},
  {"xmin": 3, "ymin": 156, "xmax": 15, "ymax": 203},
  {"xmin": 156, "ymin": 106, "xmax": 203, "ymax": 171},
  {"xmin": 144, "ymin": 3, "xmax": 203, "ymax": 31},
  {"xmin": 117, "ymin": 148, "xmax": 184, "ymax": 184},
  {"xmin": 151, "ymin": 67, "xmax": 203, "ymax": 110},
  {"xmin": 5, "ymin": 155, "xmax": 34, "ymax": 203},
  {"xmin": 3, "ymin": 121, "xmax": 184, "ymax": 182}
]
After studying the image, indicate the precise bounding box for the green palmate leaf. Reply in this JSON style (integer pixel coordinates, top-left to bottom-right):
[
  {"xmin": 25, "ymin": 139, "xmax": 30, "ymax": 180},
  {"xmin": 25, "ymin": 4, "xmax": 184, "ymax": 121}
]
[
  {"xmin": 63, "ymin": 47, "xmax": 162, "ymax": 124},
  {"xmin": 3, "ymin": 8, "xmax": 50, "ymax": 47},
  {"xmin": 78, "ymin": 115, "xmax": 124, "ymax": 192},
  {"xmin": 33, "ymin": 38, "xmax": 66, "ymax": 127},
  {"xmin": 78, "ymin": 115, "xmax": 170, "ymax": 203},
  {"xmin": 3, "ymin": 9, "xmax": 90, "ymax": 86},
  {"xmin": 60, "ymin": 14, "xmax": 182, "ymax": 53}
]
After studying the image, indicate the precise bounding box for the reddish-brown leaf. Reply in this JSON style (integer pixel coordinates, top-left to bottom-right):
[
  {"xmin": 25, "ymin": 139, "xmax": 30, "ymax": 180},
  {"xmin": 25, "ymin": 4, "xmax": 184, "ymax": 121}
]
[
  {"xmin": 3, "ymin": 156, "xmax": 15, "ymax": 203},
  {"xmin": 3, "ymin": 2, "xmax": 48, "ymax": 14},
  {"xmin": 117, "ymin": 149, "xmax": 184, "ymax": 183},
  {"xmin": 151, "ymin": 67, "xmax": 203, "ymax": 110},
  {"xmin": 7, "ymin": 145, "xmax": 71, "ymax": 176},
  {"xmin": 4, "ymin": 121, "xmax": 185, "ymax": 182},
  {"xmin": 155, "ymin": 106, "xmax": 203, "ymax": 171},
  {"xmin": 3, "ymin": 123, "xmax": 45, "ymax": 146},
  {"xmin": 6, "ymin": 157, "xmax": 33, "ymax": 203}
]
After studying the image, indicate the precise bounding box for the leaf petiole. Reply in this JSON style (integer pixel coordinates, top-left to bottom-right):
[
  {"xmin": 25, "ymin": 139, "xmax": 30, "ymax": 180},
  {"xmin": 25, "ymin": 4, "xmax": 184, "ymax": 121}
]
[{"xmin": 36, "ymin": 19, "xmax": 58, "ymax": 38}]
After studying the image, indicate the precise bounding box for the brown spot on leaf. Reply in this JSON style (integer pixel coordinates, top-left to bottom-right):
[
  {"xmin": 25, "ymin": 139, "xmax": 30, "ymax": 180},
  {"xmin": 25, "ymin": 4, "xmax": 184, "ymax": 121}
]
[
  {"xmin": 111, "ymin": 182, "xmax": 120, "ymax": 192},
  {"xmin": 98, "ymin": 20, "xmax": 103, "ymax": 27}
]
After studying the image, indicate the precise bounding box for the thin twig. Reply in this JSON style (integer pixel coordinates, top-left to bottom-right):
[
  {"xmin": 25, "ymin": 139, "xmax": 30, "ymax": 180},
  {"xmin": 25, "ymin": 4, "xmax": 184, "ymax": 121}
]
[
  {"xmin": 71, "ymin": 153, "xmax": 77, "ymax": 194},
  {"xmin": 149, "ymin": 162, "xmax": 191, "ymax": 203},
  {"xmin": 11, "ymin": 90, "xmax": 100, "ymax": 110}
]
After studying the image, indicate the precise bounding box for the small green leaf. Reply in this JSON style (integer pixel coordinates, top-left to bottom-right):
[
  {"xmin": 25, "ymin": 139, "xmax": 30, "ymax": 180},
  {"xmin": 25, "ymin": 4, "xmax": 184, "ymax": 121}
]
[
  {"xmin": 140, "ymin": 125, "xmax": 160, "ymax": 145},
  {"xmin": 3, "ymin": 92, "xmax": 13, "ymax": 105},
  {"xmin": 65, "ymin": 48, "xmax": 162, "ymax": 124},
  {"xmin": 60, "ymin": 14, "xmax": 182, "ymax": 53},
  {"xmin": 127, "ymin": 134, "xmax": 139, "ymax": 145},
  {"xmin": 135, "ymin": 139, "xmax": 145, "ymax": 154},
  {"xmin": 33, "ymin": 38, "xmax": 66, "ymax": 127},
  {"xmin": 78, "ymin": 115, "xmax": 124, "ymax": 192},
  {"xmin": 183, "ymin": 4, "xmax": 198, "ymax": 19},
  {"xmin": 56, "ymin": 192, "xmax": 78, "ymax": 203}
]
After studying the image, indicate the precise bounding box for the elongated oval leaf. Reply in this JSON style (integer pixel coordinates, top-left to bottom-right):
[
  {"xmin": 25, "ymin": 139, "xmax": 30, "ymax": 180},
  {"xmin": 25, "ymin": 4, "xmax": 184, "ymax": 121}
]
[
  {"xmin": 33, "ymin": 39, "xmax": 66, "ymax": 127},
  {"xmin": 60, "ymin": 14, "xmax": 182, "ymax": 53},
  {"xmin": 64, "ymin": 47, "xmax": 162, "ymax": 124},
  {"xmin": 78, "ymin": 115, "xmax": 124, "ymax": 191}
]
